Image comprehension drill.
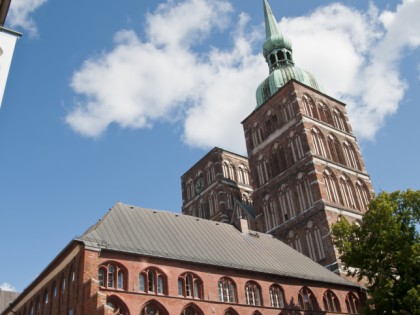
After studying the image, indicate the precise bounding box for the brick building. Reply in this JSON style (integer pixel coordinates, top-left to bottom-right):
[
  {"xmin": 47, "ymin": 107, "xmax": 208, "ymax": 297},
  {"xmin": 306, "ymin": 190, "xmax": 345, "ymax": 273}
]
[
  {"xmin": 181, "ymin": 147, "xmax": 255, "ymax": 228},
  {"xmin": 2, "ymin": 203, "xmax": 364, "ymax": 315},
  {"xmin": 184, "ymin": 0, "xmax": 374, "ymax": 277}
]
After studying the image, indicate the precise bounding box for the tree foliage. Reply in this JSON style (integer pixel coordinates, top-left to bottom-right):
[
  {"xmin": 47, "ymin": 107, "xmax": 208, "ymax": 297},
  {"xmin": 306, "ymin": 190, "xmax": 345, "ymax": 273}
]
[{"xmin": 332, "ymin": 190, "xmax": 420, "ymax": 314}]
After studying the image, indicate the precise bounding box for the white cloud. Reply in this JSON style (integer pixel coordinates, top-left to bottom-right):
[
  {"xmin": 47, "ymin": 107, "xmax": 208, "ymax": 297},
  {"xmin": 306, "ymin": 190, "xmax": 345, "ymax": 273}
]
[
  {"xmin": 0, "ymin": 282, "xmax": 16, "ymax": 292},
  {"xmin": 8, "ymin": 0, "xmax": 47, "ymax": 37},
  {"xmin": 67, "ymin": 0, "xmax": 420, "ymax": 152}
]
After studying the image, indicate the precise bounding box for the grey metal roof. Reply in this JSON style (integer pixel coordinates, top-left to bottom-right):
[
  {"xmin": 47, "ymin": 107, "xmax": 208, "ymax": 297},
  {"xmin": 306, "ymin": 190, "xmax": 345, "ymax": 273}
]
[{"xmin": 76, "ymin": 203, "xmax": 356, "ymax": 287}]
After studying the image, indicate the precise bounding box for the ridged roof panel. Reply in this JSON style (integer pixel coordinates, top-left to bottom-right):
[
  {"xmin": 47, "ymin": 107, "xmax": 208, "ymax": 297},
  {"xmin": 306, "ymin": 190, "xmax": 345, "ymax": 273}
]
[{"xmin": 77, "ymin": 203, "xmax": 356, "ymax": 287}]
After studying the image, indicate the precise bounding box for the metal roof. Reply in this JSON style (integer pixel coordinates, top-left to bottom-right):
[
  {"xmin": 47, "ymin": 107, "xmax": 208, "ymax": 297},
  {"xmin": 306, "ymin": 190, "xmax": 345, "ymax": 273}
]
[{"xmin": 76, "ymin": 202, "xmax": 356, "ymax": 287}]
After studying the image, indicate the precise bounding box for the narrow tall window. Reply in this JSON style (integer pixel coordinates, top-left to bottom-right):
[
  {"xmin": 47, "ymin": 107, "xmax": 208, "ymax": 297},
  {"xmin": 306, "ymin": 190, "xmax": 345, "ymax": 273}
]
[
  {"xmin": 245, "ymin": 281, "xmax": 262, "ymax": 306},
  {"xmin": 346, "ymin": 292, "xmax": 361, "ymax": 314},
  {"xmin": 218, "ymin": 278, "xmax": 236, "ymax": 303},
  {"xmin": 269, "ymin": 285, "xmax": 285, "ymax": 308},
  {"xmin": 340, "ymin": 176, "xmax": 358, "ymax": 209},
  {"xmin": 298, "ymin": 287, "xmax": 319, "ymax": 311},
  {"xmin": 324, "ymin": 170, "xmax": 341, "ymax": 204},
  {"xmin": 140, "ymin": 268, "xmax": 166, "ymax": 295},
  {"xmin": 355, "ymin": 180, "xmax": 370, "ymax": 211},
  {"xmin": 323, "ymin": 290, "xmax": 341, "ymax": 312},
  {"xmin": 108, "ymin": 265, "xmax": 115, "ymax": 288}
]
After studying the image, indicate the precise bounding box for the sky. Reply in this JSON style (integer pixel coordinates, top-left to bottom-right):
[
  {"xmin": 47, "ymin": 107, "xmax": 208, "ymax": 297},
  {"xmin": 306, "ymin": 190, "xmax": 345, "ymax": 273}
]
[{"xmin": 0, "ymin": 0, "xmax": 419, "ymax": 292}]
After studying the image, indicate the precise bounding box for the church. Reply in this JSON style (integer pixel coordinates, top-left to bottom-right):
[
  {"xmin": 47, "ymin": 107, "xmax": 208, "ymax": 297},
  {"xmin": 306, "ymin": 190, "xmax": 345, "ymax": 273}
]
[{"xmin": 2, "ymin": 1, "xmax": 370, "ymax": 314}]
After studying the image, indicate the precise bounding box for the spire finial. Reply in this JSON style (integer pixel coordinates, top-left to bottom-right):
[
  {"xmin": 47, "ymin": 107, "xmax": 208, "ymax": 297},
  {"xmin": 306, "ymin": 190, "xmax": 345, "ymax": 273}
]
[
  {"xmin": 262, "ymin": 0, "xmax": 292, "ymax": 60},
  {"xmin": 263, "ymin": 0, "xmax": 282, "ymax": 40}
]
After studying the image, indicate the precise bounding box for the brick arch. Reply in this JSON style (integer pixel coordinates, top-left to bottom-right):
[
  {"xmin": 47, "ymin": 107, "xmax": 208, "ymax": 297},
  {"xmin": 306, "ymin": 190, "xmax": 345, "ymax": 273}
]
[
  {"xmin": 107, "ymin": 295, "xmax": 130, "ymax": 315},
  {"xmin": 180, "ymin": 302, "xmax": 204, "ymax": 315},
  {"xmin": 223, "ymin": 307, "xmax": 239, "ymax": 315},
  {"xmin": 139, "ymin": 300, "xmax": 169, "ymax": 315}
]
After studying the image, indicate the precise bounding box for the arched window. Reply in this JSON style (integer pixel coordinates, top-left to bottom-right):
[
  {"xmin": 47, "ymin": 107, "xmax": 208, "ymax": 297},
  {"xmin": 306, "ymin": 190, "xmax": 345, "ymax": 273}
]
[
  {"xmin": 223, "ymin": 308, "xmax": 239, "ymax": 315},
  {"xmin": 263, "ymin": 194, "xmax": 279, "ymax": 231},
  {"xmin": 178, "ymin": 273, "xmax": 203, "ymax": 299},
  {"xmin": 186, "ymin": 179, "xmax": 193, "ymax": 201},
  {"xmin": 305, "ymin": 221, "xmax": 325, "ymax": 261},
  {"xmin": 355, "ymin": 180, "xmax": 370, "ymax": 211},
  {"xmin": 298, "ymin": 287, "xmax": 320, "ymax": 311},
  {"xmin": 346, "ymin": 292, "xmax": 361, "ymax": 314},
  {"xmin": 139, "ymin": 268, "xmax": 166, "ymax": 294},
  {"xmin": 98, "ymin": 263, "xmax": 126, "ymax": 290},
  {"xmin": 302, "ymin": 95, "xmax": 318, "ymax": 119},
  {"xmin": 343, "ymin": 141, "xmax": 361, "ymax": 170},
  {"xmin": 288, "ymin": 230, "xmax": 303, "ymax": 253},
  {"xmin": 43, "ymin": 289, "xmax": 49, "ymax": 305},
  {"xmin": 269, "ymin": 284, "xmax": 285, "ymax": 308},
  {"xmin": 208, "ymin": 193, "xmax": 218, "ymax": 216},
  {"xmin": 332, "ymin": 108, "xmax": 349, "ymax": 132},
  {"xmin": 323, "ymin": 169, "xmax": 342, "ymax": 205},
  {"xmin": 256, "ymin": 155, "xmax": 270, "ymax": 186},
  {"xmin": 69, "ymin": 263, "xmax": 75, "ymax": 284},
  {"xmin": 206, "ymin": 162, "xmax": 215, "ymax": 184},
  {"xmin": 218, "ymin": 278, "xmax": 237, "ymax": 303},
  {"xmin": 327, "ymin": 134, "xmax": 345, "ymax": 164},
  {"xmin": 237, "ymin": 165, "xmax": 250, "ymax": 185},
  {"xmin": 223, "ymin": 161, "xmax": 235, "ymax": 180},
  {"xmin": 106, "ymin": 295, "xmax": 130, "ymax": 315},
  {"xmin": 60, "ymin": 274, "xmax": 66, "ymax": 294},
  {"xmin": 323, "ymin": 290, "xmax": 341, "ymax": 312},
  {"xmin": 340, "ymin": 175, "xmax": 358, "ymax": 209},
  {"xmin": 311, "ymin": 128, "xmax": 328, "ymax": 158},
  {"xmin": 29, "ymin": 303, "xmax": 34, "ymax": 315},
  {"xmin": 289, "ymin": 132, "xmax": 305, "ymax": 163},
  {"xmin": 140, "ymin": 301, "xmax": 169, "ymax": 315},
  {"xmin": 253, "ymin": 311, "xmax": 262, "ymax": 315},
  {"xmin": 245, "ymin": 281, "xmax": 262, "ymax": 306},
  {"xmin": 271, "ymin": 143, "xmax": 287, "ymax": 175},
  {"xmin": 181, "ymin": 303, "xmax": 204, "ymax": 315},
  {"xmin": 296, "ymin": 173, "xmax": 314, "ymax": 212},
  {"xmin": 317, "ymin": 102, "xmax": 332, "ymax": 124},
  {"xmin": 279, "ymin": 184, "xmax": 297, "ymax": 222},
  {"xmin": 52, "ymin": 282, "xmax": 57, "ymax": 299}
]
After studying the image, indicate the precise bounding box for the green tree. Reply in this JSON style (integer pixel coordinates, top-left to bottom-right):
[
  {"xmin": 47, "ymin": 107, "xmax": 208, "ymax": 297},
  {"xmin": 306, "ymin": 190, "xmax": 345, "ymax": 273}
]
[{"xmin": 332, "ymin": 190, "xmax": 420, "ymax": 314}]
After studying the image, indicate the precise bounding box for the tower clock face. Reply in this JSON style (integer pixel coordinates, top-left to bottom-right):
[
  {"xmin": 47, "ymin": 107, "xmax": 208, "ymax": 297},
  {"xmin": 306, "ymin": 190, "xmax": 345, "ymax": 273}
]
[{"xmin": 194, "ymin": 177, "xmax": 204, "ymax": 194}]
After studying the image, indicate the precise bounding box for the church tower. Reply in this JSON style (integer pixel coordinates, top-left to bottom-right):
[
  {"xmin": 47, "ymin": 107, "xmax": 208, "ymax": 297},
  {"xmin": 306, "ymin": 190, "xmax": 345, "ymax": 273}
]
[{"xmin": 242, "ymin": 0, "xmax": 374, "ymax": 274}]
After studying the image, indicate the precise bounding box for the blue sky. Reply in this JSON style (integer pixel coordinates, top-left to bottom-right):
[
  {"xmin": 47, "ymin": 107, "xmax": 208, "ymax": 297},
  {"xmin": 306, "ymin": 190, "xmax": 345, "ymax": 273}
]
[{"xmin": 0, "ymin": 0, "xmax": 419, "ymax": 292}]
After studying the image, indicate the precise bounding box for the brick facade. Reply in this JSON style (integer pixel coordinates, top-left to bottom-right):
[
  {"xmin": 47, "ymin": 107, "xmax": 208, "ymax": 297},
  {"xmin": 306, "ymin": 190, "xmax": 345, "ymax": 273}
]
[
  {"xmin": 181, "ymin": 148, "xmax": 254, "ymax": 227},
  {"xmin": 242, "ymin": 80, "xmax": 374, "ymax": 274},
  {"xmin": 3, "ymin": 242, "xmax": 365, "ymax": 315}
]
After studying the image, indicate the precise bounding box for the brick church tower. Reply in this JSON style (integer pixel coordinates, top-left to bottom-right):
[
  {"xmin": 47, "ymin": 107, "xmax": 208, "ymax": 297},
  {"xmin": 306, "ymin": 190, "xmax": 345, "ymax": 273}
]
[{"xmin": 241, "ymin": 0, "xmax": 374, "ymax": 274}]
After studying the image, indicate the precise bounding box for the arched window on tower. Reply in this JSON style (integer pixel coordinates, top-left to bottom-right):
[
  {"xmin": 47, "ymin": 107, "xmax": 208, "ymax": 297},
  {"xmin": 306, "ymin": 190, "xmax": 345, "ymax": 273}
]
[
  {"xmin": 345, "ymin": 292, "xmax": 361, "ymax": 314},
  {"xmin": 323, "ymin": 290, "xmax": 341, "ymax": 312},
  {"xmin": 288, "ymin": 230, "xmax": 303, "ymax": 253},
  {"xmin": 311, "ymin": 128, "xmax": 328, "ymax": 159},
  {"xmin": 332, "ymin": 108, "xmax": 349, "ymax": 132},
  {"xmin": 263, "ymin": 194, "xmax": 279, "ymax": 231},
  {"xmin": 305, "ymin": 221, "xmax": 325, "ymax": 261},
  {"xmin": 206, "ymin": 162, "xmax": 216, "ymax": 184},
  {"xmin": 256, "ymin": 155, "xmax": 270, "ymax": 186},
  {"xmin": 298, "ymin": 287, "xmax": 320, "ymax": 311},
  {"xmin": 244, "ymin": 281, "xmax": 262, "ymax": 306},
  {"xmin": 271, "ymin": 143, "xmax": 287, "ymax": 175},
  {"xmin": 296, "ymin": 173, "xmax": 314, "ymax": 212},
  {"xmin": 269, "ymin": 284, "xmax": 285, "ymax": 308},
  {"xmin": 279, "ymin": 184, "xmax": 297, "ymax": 222},
  {"xmin": 265, "ymin": 110, "xmax": 278, "ymax": 135},
  {"xmin": 208, "ymin": 192, "xmax": 218, "ymax": 217},
  {"xmin": 237, "ymin": 165, "xmax": 249, "ymax": 185},
  {"xmin": 340, "ymin": 175, "xmax": 358, "ymax": 209},
  {"xmin": 355, "ymin": 180, "xmax": 370, "ymax": 211},
  {"xmin": 323, "ymin": 169, "xmax": 342, "ymax": 205},
  {"xmin": 343, "ymin": 141, "xmax": 361, "ymax": 170},
  {"xmin": 289, "ymin": 132, "xmax": 305, "ymax": 163},
  {"xmin": 186, "ymin": 179, "xmax": 194, "ymax": 201},
  {"xmin": 218, "ymin": 278, "xmax": 237, "ymax": 303},
  {"xmin": 317, "ymin": 102, "xmax": 332, "ymax": 124},
  {"xmin": 302, "ymin": 94, "xmax": 318, "ymax": 119},
  {"xmin": 327, "ymin": 134, "xmax": 345, "ymax": 165}
]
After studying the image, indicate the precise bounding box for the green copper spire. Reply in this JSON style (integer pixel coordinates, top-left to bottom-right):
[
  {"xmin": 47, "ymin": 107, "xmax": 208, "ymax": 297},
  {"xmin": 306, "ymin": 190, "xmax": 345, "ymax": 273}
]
[
  {"xmin": 256, "ymin": 0, "xmax": 325, "ymax": 108},
  {"xmin": 262, "ymin": 0, "xmax": 292, "ymax": 59}
]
